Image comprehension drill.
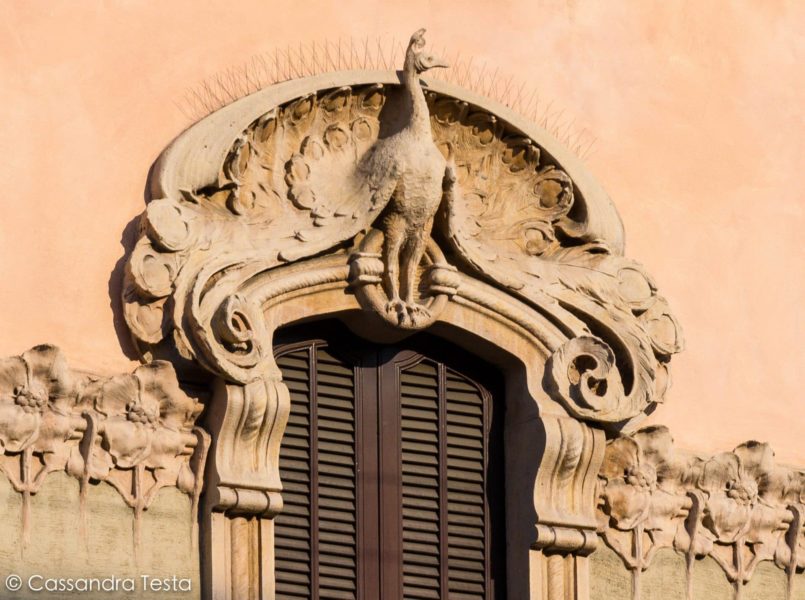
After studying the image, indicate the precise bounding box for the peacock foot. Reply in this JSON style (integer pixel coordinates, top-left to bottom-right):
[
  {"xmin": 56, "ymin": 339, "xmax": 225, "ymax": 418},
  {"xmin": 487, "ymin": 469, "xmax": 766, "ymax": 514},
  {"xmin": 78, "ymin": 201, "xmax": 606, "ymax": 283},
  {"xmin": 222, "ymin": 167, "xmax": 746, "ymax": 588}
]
[
  {"xmin": 405, "ymin": 302, "xmax": 430, "ymax": 317},
  {"xmin": 403, "ymin": 301, "xmax": 431, "ymax": 326},
  {"xmin": 385, "ymin": 298, "xmax": 406, "ymax": 322},
  {"xmin": 385, "ymin": 299, "xmax": 431, "ymax": 326}
]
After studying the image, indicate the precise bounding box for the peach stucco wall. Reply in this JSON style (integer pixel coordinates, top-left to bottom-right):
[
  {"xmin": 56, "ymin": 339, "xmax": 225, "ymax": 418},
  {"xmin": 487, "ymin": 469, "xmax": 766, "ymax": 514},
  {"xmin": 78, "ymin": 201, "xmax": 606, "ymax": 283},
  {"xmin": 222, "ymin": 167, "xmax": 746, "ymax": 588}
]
[{"xmin": 1, "ymin": 1, "xmax": 802, "ymax": 462}]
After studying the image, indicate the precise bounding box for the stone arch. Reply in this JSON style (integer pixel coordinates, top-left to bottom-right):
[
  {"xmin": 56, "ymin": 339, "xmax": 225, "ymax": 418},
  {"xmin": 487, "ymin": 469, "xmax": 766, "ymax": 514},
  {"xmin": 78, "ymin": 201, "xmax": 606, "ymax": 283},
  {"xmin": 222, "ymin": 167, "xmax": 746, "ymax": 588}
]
[{"xmin": 122, "ymin": 33, "xmax": 682, "ymax": 600}]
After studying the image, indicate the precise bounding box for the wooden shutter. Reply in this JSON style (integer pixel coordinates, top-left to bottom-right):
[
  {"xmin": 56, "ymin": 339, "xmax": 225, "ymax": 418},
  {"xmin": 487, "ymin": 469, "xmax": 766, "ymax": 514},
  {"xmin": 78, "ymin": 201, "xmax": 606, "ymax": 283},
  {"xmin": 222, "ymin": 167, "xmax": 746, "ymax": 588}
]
[
  {"xmin": 400, "ymin": 360, "xmax": 442, "ymax": 599},
  {"xmin": 444, "ymin": 368, "xmax": 488, "ymax": 599},
  {"xmin": 399, "ymin": 359, "xmax": 491, "ymax": 600},
  {"xmin": 275, "ymin": 345, "xmax": 358, "ymax": 600},
  {"xmin": 274, "ymin": 326, "xmax": 505, "ymax": 600}
]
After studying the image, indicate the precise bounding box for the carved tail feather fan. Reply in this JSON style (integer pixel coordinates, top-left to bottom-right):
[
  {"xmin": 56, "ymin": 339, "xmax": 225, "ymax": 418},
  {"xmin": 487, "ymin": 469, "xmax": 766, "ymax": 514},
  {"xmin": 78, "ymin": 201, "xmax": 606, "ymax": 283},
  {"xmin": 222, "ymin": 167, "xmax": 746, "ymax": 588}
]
[
  {"xmin": 124, "ymin": 66, "xmax": 682, "ymax": 426},
  {"xmin": 430, "ymin": 92, "xmax": 684, "ymax": 422}
]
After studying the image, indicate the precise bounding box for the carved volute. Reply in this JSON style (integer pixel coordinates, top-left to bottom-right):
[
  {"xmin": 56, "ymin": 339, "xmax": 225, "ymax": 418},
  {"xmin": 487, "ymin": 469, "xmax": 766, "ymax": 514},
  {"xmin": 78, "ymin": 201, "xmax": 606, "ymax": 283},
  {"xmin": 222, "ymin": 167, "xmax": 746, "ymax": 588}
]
[{"xmin": 121, "ymin": 29, "xmax": 684, "ymax": 600}]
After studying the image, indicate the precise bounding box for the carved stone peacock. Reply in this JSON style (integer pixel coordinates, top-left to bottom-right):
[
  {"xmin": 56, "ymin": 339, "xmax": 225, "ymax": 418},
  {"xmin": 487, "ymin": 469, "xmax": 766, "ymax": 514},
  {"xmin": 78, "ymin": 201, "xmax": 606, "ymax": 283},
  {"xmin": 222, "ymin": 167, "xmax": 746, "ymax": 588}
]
[
  {"xmin": 362, "ymin": 28, "xmax": 452, "ymax": 323},
  {"xmin": 270, "ymin": 28, "xmax": 453, "ymax": 327}
]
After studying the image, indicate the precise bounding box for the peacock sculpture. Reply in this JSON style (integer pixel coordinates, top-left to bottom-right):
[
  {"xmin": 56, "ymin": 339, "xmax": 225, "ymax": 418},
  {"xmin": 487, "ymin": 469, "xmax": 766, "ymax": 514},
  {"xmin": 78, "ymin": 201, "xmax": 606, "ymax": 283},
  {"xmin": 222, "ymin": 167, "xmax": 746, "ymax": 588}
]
[{"xmin": 362, "ymin": 28, "xmax": 452, "ymax": 323}]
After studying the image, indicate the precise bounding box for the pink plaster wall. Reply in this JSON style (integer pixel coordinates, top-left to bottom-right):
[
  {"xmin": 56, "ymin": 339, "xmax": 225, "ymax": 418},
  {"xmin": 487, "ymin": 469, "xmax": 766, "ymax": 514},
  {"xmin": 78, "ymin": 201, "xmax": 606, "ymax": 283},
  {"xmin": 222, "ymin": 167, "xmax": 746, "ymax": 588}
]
[{"xmin": 1, "ymin": 1, "xmax": 802, "ymax": 462}]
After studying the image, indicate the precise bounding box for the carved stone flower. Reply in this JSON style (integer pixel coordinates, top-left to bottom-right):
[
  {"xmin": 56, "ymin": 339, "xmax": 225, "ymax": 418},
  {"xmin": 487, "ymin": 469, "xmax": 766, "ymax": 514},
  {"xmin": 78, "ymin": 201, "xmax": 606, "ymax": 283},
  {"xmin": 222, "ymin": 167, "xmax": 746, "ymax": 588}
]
[
  {"xmin": 0, "ymin": 369, "xmax": 42, "ymax": 453},
  {"xmin": 599, "ymin": 437, "xmax": 657, "ymax": 530},
  {"xmin": 140, "ymin": 362, "xmax": 202, "ymax": 473},
  {"xmin": 698, "ymin": 453, "xmax": 758, "ymax": 543},
  {"xmin": 86, "ymin": 371, "xmax": 160, "ymax": 475},
  {"xmin": 0, "ymin": 345, "xmax": 78, "ymax": 454},
  {"xmin": 13, "ymin": 383, "xmax": 48, "ymax": 413}
]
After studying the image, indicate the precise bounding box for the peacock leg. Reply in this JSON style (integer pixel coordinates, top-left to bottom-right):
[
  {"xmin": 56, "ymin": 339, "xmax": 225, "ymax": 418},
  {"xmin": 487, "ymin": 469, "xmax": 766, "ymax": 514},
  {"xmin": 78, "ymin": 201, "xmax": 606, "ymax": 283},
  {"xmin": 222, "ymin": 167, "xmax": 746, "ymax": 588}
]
[
  {"xmin": 401, "ymin": 234, "xmax": 424, "ymax": 306},
  {"xmin": 382, "ymin": 216, "xmax": 406, "ymax": 320},
  {"xmin": 401, "ymin": 233, "xmax": 431, "ymax": 323}
]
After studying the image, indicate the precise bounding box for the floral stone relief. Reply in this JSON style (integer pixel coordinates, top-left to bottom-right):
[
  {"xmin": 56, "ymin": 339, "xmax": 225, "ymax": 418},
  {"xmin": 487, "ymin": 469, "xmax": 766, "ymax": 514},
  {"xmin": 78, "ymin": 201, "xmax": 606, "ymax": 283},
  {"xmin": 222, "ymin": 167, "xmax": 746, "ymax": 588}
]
[
  {"xmin": 597, "ymin": 425, "xmax": 805, "ymax": 600},
  {"xmin": 0, "ymin": 344, "xmax": 209, "ymax": 552}
]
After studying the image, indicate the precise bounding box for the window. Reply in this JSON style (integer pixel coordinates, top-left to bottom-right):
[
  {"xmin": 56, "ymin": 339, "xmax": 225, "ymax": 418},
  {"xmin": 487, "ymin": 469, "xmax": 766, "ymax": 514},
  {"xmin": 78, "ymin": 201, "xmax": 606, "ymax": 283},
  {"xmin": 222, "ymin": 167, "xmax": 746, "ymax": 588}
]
[{"xmin": 274, "ymin": 323, "xmax": 506, "ymax": 599}]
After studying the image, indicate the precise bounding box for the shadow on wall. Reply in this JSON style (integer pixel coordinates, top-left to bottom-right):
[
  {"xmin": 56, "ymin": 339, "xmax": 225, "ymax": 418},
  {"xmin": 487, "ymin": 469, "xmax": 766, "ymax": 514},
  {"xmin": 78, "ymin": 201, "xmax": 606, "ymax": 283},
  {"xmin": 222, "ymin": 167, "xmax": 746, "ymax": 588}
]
[{"xmin": 107, "ymin": 161, "xmax": 162, "ymax": 362}]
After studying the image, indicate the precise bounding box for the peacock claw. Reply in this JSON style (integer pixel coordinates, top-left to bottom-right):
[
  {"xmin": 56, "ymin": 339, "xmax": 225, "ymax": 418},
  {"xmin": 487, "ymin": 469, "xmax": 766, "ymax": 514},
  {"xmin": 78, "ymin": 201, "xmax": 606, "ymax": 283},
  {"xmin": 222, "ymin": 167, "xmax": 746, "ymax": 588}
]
[
  {"xmin": 405, "ymin": 302, "xmax": 430, "ymax": 318},
  {"xmin": 386, "ymin": 298, "xmax": 406, "ymax": 317}
]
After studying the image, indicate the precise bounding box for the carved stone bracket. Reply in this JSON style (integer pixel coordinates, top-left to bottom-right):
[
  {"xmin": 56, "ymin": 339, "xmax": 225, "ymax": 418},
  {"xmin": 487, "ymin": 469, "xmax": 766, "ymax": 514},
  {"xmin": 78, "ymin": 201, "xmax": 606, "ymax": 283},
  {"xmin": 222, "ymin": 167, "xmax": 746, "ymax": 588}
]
[
  {"xmin": 534, "ymin": 416, "xmax": 605, "ymax": 554},
  {"xmin": 203, "ymin": 377, "xmax": 288, "ymax": 518},
  {"xmin": 527, "ymin": 415, "xmax": 605, "ymax": 600},
  {"xmin": 0, "ymin": 345, "xmax": 209, "ymax": 551},
  {"xmin": 597, "ymin": 425, "xmax": 805, "ymax": 599}
]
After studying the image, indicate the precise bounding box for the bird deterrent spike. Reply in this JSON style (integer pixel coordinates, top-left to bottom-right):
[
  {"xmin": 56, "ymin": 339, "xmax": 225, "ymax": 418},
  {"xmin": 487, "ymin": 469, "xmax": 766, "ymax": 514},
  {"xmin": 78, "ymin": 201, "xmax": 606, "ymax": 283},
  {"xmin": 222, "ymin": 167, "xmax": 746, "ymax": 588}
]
[
  {"xmin": 180, "ymin": 36, "xmax": 594, "ymax": 162},
  {"xmin": 500, "ymin": 74, "xmax": 516, "ymax": 107},
  {"xmin": 459, "ymin": 55, "xmax": 474, "ymax": 88},
  {"xmin": 361, "ymin": 36, "xmax": 370, "ymax": 70},
  {"xmin": 510, "ymin": 80, "xmax": 527, "ymax": 112},
  {"xmin": 485, "ymin": 66, "xmax": 500, "ymax": 98}
]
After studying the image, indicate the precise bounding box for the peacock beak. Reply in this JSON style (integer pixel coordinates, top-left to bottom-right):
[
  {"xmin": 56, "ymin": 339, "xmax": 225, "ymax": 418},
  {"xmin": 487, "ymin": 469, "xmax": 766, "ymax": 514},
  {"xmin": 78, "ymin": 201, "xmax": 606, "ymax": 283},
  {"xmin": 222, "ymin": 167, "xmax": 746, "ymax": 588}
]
[
  {"xmin": 430, "ymin": 56, "xmax": 449, "ymax": 69},
  {"xmin": 414, "ymin": 53, "xmax": 450, "ymax": 72}
]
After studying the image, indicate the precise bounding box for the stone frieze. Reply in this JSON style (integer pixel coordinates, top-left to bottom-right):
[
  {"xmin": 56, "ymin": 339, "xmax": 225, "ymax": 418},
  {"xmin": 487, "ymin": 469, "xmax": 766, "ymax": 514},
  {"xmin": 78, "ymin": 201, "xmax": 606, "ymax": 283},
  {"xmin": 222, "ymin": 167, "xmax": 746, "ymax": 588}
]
[
  {"xmin": 597, "ymin": 425, "xmax": 805, "ymax": 595},
  {"xmin": 0, "ymin": 344, "xmax": 209, "ymax": 546}
]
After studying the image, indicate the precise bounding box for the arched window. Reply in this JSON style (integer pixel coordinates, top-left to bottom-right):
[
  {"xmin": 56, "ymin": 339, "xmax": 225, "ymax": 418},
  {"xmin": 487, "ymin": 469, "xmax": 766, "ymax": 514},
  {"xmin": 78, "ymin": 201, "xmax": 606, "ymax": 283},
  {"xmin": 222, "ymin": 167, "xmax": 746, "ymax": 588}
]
[{"xmin": 273, "ymin": 322, "xmax": 507, "ymax": 600}]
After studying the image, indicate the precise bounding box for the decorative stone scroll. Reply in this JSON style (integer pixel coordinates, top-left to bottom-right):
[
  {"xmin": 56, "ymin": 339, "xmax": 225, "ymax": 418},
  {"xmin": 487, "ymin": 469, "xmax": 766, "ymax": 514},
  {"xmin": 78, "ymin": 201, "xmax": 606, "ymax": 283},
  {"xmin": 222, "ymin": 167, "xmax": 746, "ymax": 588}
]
[
  {"xmin": 597, "ymin": 425, "xmax": 805, "ymax": 599},
  {"xmin": 0, "ymin": 345, "xmax": 209, "ymax": 550},
  {"xmin": 120, "ymin": 28, "xmax": 684, "ymax": 600},
  {"xmin": 123, "ymin": 30, "xmax": 681, "ymax": 426}
]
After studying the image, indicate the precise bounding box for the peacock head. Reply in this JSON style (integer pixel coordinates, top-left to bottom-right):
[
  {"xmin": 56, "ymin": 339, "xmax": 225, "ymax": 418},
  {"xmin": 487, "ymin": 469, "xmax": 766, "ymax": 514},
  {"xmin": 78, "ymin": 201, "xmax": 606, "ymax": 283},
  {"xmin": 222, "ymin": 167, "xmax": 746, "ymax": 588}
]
[{"xmin": 406, "ymin": 28, "xmax": 449, "ymax": 73}]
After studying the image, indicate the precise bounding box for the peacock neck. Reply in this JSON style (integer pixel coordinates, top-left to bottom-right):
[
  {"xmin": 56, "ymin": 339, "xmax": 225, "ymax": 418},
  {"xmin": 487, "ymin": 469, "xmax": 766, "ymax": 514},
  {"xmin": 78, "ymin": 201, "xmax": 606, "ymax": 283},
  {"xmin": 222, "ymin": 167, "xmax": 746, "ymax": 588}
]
[{"xmin": 403, "ymin": 59, "xmax": 431, "ymax": 138}]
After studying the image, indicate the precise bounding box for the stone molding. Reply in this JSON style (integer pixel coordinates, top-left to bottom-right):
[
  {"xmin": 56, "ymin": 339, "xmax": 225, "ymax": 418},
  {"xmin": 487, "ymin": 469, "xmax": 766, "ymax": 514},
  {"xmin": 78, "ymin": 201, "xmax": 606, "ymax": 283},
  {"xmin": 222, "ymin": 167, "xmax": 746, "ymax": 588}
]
[
  {"xmin": 119, "ymin": 29, "xmax": 683, "ymax": 600},
  {"xmin": 597, "ymin": 425, "xmax": 805, "ymax": 598},
  {"xmin": 0, "ymin": 344, "xmax": 209, "ymax": 550},
  {"xmin": 123, "ymin": 67, "xmax": 682, "ymax": 430}
]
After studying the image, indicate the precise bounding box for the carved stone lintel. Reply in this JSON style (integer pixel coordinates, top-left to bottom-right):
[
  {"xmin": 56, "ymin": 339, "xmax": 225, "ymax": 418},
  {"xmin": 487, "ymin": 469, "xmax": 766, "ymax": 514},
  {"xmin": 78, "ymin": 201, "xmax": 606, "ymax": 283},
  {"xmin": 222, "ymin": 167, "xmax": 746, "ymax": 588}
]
[
  {"xmin": 597, "ymin": 426, "xmax": 805, "ymax": 598},
  {"xmin": 0, "ymin": 345, "xmax": 208, "ymax": 551}
]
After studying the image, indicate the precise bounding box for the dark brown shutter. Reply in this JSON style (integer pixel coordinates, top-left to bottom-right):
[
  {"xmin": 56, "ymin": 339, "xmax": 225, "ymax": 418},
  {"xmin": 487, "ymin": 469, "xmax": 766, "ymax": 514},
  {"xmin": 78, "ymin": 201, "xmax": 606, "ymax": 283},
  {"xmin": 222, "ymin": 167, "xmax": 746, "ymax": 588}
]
[
  {"xmin": 444, "ymin": 368, "xmax": 488, "ymax": 599},
  {"xmin": 274, "ymin": 326, "xmax": 504, "ymax": 600},
  {"xmin": 275, "ymin": 345, "xmax": 358, "ymax": 600},
  {"xmin": 399, "ymin": 360, "xmax": 491, "ymax": 600},
  {"xmin": 400, "ymin": 360, "xmax": 442, "ymax": 599}
]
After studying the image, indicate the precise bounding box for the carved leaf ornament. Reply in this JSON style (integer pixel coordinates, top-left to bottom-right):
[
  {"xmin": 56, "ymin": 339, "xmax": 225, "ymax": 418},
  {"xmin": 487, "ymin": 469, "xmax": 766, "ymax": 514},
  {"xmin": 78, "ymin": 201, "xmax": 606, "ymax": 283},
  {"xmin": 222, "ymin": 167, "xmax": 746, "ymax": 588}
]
[{"xmin": 124, "ymin": 32, "xmax": 683, "ymax": 428}]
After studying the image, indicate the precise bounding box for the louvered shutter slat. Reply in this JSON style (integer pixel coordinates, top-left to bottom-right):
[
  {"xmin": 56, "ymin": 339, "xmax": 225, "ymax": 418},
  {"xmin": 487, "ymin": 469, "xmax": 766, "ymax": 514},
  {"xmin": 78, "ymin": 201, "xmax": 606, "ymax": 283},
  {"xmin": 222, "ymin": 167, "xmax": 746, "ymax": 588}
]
[
  {"xmin": 315, "ymin": 348, "xmax": 357, "ymax": 600},
  {"xmin": 275, "ymin": 346, "xmax": 357, "ymax": 600},
  {"xmin": 446, "ymin": 369, "xmax": 488, "ymax": 600}
]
